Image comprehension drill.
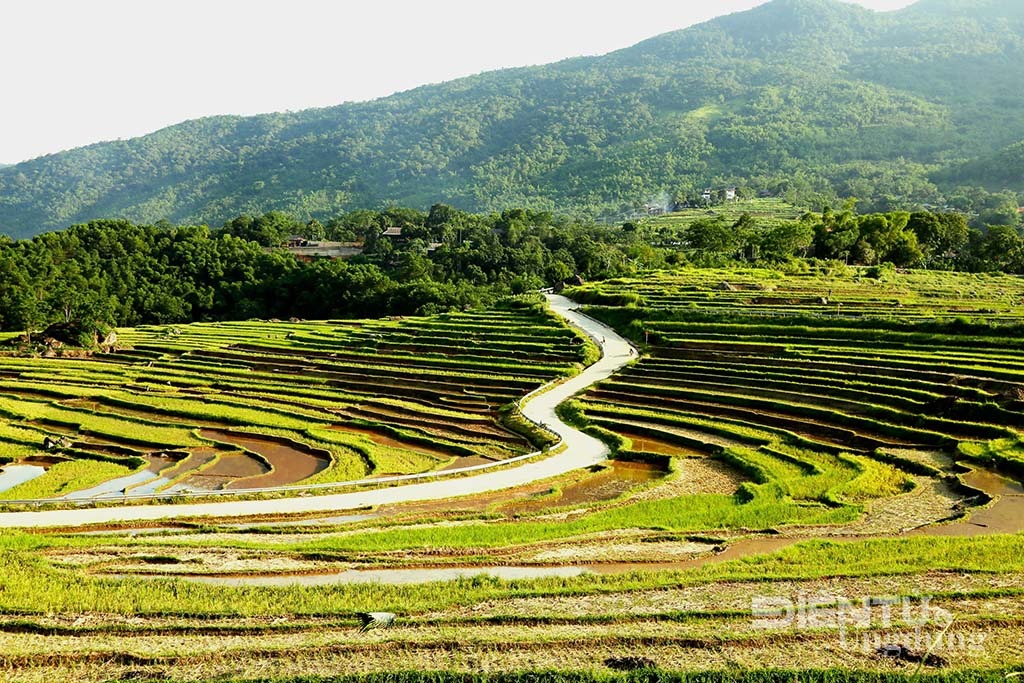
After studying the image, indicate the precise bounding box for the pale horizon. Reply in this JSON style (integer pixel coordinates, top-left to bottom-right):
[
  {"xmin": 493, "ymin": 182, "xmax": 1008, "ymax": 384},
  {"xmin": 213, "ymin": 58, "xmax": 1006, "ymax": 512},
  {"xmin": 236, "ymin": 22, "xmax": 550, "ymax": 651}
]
[{"xmin": 0, "ymin": 0, "xmax": 915, "ymax": 165}]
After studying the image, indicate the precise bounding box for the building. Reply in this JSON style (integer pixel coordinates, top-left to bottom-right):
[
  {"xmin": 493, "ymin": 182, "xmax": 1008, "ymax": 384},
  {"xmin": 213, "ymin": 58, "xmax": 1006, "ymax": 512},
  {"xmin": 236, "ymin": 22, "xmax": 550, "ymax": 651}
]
[{"xmin": 280, "ymin": 241, "xmax": 363, "ymax": 262}]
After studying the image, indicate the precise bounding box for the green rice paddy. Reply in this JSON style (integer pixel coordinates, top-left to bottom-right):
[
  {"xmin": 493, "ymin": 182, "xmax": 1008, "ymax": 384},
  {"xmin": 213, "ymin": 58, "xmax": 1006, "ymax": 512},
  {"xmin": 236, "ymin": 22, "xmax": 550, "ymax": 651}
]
[{"xmin": 0, "ymin": 301, "xmax": 589, "ymax": 499}]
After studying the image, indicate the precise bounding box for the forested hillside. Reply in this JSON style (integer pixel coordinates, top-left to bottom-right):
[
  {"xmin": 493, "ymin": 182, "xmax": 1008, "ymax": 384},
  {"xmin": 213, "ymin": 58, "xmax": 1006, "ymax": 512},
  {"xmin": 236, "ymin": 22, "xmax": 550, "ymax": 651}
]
[
  {"xmin": 4, "ymin": 199, "xmax": 1023, "ymax": 338},
  {"xmin": 1, "ymin": 0, "xmax": 1023, "ymax": 238}
]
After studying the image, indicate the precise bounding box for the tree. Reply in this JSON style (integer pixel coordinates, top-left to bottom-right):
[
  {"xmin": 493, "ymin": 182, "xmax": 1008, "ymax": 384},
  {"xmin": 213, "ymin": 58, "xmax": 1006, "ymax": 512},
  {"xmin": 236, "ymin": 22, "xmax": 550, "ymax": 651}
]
[
  {"xmin": 856, "ymin": 212, "xmax": 922, "ymax": 267},
  {"xmin": 812, "ymin": 207, "xmax": 860, "ymax": 262},
  {"xmin": 305, "ymin": 219, "xmax": 326, "ymax": 240},
  {"xmin": 686, "ymin": 217, "xmax": 741, "ymax": 259},
  {"xmin": 907, "ymin": 212, "xmax": 969, "ymax": 267},
  {"xmin": 760, "ymin": 221, "xmax": 814, "ymax": 261},
  {"xmin": 974, "ymin": 224, "xmax": 1024, "ymax": 272}
]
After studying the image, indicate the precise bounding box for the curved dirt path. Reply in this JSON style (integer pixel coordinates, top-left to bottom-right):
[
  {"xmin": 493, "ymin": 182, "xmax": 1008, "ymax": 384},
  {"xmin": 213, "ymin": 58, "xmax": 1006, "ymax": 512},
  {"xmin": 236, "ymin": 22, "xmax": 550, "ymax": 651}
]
[{"xmin": 0, "ymin": 294, "xmax": 635, "ymax": 528}]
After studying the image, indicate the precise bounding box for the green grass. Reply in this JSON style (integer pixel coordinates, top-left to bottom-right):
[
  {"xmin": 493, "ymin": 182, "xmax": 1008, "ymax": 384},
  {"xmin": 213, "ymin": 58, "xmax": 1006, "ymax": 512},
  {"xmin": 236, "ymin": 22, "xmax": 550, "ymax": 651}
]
[
  {"xmin": 273, "ymin": 481, "xmax": 857, "ymax": 555},
  {"xmin": 2, "ymin": 531, "xmax": 1023, "ymax": 618}
]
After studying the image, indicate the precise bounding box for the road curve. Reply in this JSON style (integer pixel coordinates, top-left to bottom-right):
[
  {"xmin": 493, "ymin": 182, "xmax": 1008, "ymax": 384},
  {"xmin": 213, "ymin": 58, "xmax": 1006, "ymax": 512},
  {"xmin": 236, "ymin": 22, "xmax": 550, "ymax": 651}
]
[{"xmin": 0, "ymin": 294, "xmax": 635, "ymax": 529}]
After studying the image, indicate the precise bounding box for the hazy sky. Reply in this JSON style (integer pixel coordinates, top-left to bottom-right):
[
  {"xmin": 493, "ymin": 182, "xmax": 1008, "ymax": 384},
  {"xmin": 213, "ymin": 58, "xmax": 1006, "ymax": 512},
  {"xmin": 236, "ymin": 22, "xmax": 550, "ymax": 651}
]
[{"xmin": 1, "ymin": 0, "xmax": 916, "ymax": 165}]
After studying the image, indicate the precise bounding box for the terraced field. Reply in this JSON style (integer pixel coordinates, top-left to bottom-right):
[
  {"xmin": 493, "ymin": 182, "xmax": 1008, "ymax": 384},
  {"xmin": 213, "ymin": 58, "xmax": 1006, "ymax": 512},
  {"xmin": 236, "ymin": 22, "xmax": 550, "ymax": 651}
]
[
  {"xmin": 568, "ymin": 266, "xmax": 1024, "ymax": 321},
  {"xmin": 566, "ymin": 269, "xmax": 1024, "ymax": 522},
  {"xmin": 641, "ymin": 198, "xmax": 806, "ymax": 234},
  {"xmin": 3, "ymin": 269, "xmax": 1024, "ymax": 682},
  {"xmin": 0, "ymin": 303, "xmax": 589, "ymax": 501}
]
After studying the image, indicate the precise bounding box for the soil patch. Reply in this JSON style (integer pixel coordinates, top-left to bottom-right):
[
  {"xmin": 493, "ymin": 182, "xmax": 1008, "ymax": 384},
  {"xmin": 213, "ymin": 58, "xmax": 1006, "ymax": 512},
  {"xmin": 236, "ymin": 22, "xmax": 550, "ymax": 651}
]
[
  {"xmin": 505, "ymin": 461, "xmax": 664, "ymax": 515},
  {"xmin": 437, "ymin": 455, "xmax": 498, "ymax": 471},
  {"xmin": 834, "ymin": 474, "xmax": 961, "ymax": 535},
  {"xmin": 631, "ymin": 457, "xmax": 748, "ymax": 500}
]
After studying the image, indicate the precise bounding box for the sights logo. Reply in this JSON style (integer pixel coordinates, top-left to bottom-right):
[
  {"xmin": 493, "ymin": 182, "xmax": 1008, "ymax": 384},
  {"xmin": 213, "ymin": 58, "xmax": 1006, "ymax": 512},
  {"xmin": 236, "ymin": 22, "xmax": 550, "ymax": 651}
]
[{"xmin": 751, "ymin": 592, "xmax": 985, "ymax": 656}]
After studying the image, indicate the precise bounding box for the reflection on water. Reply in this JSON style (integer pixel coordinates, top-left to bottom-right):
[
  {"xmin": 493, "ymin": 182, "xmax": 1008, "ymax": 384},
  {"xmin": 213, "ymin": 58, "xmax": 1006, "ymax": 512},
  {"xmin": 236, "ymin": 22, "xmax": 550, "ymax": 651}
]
[
  {"xmin": 913, "ymin": 466, "xmax": 1024, "ymax": 537},
  {"xmin": 62, "ymin": 470, "xmax": 158, "ymax": 500},
  {"xmin": 0, "ymin": 465, "xmax": 46, "ymax": 494}
]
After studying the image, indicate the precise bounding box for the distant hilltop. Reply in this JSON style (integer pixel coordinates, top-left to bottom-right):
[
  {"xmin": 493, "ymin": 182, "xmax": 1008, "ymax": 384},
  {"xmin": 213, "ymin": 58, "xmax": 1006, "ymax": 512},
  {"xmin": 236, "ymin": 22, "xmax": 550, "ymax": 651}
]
[{"xmin": 2, "ymin": 0, "xmax": 1024, "ymax": 239}]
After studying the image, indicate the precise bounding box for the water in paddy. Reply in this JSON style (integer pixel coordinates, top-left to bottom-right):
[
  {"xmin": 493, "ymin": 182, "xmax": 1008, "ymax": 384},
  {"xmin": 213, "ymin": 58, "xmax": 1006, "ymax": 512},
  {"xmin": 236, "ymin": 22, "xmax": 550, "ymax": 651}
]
[
  {"xmin": 62, "ymin": 469, "xmax": 159, "ymax": 500},
  {"xmin": 140, "ymin": 565, "xmax": 593, "ymax": 586},
  {"xmin": 199, "ymin": 429, "xmax": 330, "ymax": 488},
  {"xmin": 910, "ymin": 466, "xmax": 1024, "ymax": 537},
  {"xmin": 0, "ymin": 464, "xmax": 46, "ymax": 493}
]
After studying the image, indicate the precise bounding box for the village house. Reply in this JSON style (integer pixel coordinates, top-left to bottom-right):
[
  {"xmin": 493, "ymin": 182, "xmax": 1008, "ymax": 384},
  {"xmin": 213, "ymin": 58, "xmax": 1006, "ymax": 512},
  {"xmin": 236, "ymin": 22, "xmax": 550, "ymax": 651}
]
[{"xmin": 279, "ymin": 238, "xmax": 363, "ymax": 262}]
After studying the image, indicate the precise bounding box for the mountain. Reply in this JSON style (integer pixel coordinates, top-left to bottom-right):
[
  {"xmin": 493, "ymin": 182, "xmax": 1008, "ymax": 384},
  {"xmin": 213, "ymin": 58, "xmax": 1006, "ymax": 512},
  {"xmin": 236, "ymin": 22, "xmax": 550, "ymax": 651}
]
[{"xmin": 2, "ymin": 0, "xmax": 1023, "ymax": 238}]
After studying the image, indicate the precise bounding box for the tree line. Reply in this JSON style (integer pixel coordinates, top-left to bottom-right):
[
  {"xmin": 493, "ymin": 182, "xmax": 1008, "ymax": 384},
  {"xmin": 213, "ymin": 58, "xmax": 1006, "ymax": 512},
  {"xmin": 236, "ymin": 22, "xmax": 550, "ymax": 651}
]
[
  {"xmin": 0, "ymin": 206, "xmax": 635, "ymax": 337},
  {"xmin": 667, "ymin": 204, "xmax": 1024, "ymax": 271},
  {"xmin": 1, "ymin": 202, "xmax": 1022, "ymax": 341}
]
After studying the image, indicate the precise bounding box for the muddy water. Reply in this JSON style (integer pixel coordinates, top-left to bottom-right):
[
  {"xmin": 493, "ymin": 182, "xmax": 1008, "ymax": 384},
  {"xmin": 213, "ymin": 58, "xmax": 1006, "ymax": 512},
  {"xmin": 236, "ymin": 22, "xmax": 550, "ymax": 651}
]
[
  {"xmin": 200, "ymin": 429, "xmax": 330, "ymax": 488},
  {"xmin": 39, "ymin": 452, "xmax": 189, "ymax": 501},
  {"xmin": 910, "ymin": 467, "xmax": 1024, "ymax": 537},
  {"xmin": 145, "ymin": 453, "xmax": 183, "ymax": 474},
  {"xmin": 202, "ymin": 452, "xmax": 271, "ymax": 479},
  {"xmin": 329, "ymin": 424, "xmax": 454, "ymax": 460},
  {"xmin": 62, "ymin": 469, "xmax": 159, "ymax": 500},
  {"xmin": 157, "ymin": 565, "xmax": 593, "ymax": 586},
  {"xmin": 616, "ymin": 431, "xmax": 693, "ymax": 456},
  {"xmin": 154, "ymin": 447, "xmax": 220, "ymax": 494}
]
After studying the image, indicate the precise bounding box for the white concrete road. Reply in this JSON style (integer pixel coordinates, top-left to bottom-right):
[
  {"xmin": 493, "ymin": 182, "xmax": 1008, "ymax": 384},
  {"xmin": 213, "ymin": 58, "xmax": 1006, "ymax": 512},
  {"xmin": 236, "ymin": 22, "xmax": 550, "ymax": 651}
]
[{"xmin": 0, "ymin": 294, "xmax": 636, "ymax": 529}]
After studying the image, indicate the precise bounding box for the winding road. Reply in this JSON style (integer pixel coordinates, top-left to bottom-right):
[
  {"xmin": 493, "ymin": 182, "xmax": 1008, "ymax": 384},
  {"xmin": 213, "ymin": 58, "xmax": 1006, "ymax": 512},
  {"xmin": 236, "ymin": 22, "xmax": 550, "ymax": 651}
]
[{"xmin": 0, "ymin": 294, "xmax": 635, "ymax": 528}]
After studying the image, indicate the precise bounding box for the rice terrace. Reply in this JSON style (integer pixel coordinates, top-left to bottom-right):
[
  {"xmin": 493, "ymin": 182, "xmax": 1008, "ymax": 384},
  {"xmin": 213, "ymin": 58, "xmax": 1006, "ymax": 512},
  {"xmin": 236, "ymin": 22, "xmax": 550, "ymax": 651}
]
[
  {"xmin": 0, "ymin": 266, "xmax": 1022, "ymax": 682},
  {"xmin": 5, "ymin": 0, "xmax": 1024, "ymax": 681}
]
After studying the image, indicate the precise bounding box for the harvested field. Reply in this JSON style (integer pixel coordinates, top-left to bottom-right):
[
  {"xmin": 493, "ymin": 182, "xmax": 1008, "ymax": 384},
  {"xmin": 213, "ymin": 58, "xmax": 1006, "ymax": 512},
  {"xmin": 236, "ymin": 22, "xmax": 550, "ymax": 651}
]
[{"xmin": 633, "ymin": 456, "xmax": 749, "ymax": 497}]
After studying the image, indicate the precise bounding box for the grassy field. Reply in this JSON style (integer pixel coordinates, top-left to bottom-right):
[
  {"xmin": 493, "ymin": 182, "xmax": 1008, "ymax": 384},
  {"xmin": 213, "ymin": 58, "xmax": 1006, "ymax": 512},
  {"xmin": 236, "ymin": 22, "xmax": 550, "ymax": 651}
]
[{"xmin": 2, "ymin": 268, "xmax": 1024, "ymax": 681}]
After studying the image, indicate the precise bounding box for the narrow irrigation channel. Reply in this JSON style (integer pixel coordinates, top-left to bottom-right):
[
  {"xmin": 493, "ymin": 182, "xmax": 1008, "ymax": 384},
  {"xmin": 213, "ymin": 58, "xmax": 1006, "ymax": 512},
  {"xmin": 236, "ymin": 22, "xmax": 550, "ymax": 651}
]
[{"xmin": 0, "ymin": 294, "xmax": 636, "ymax": 528}]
